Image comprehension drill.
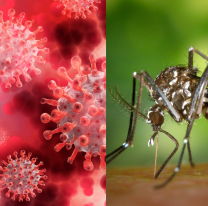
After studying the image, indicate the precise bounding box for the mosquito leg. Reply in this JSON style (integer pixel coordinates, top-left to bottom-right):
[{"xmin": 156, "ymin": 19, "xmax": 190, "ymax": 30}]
[
  {"xmin": 188, "ymin": 47, "xmax": 194, "ymax": 69},
  {"xmin": 127, "ymin": 73, "xmax": 144, "ymax": 145},
  {"xmin": 107, "ymin": 76, "xmax": 138, "ymax": 164},
  {"xmin": 154, "ymin": 121, "xmax": 192, "ymax": 189},
  {"xmin": 106, "ymin": 143, "xmax": 129, "ymax": 164},
  {"xmin": 189, "ymin": 47, "xmax": 208, "ymax": 69},
  {"xmin": 187, "ymin": 141, "xmax": 195, "ymax": 167},
  {"xmin": 188, "ymin": 65, "xmax": 208, "ymax": 120},
  {"xmin": 186, "ymin": 47, "xmax": 208, "ymax": 167},
  {"xmin": 106, "ymin": 145, "xmax": 126, "ymax": 159},
  {"xmin": 107, "ymin": 71, "xmax": 146, "ymax": 164},
  {"xmin": 132, "ymin": 71, "xmax": 151, "ymax": 91},
  {"xmin": 155, "ymin": 64, "xmax": 208, "ymax": 188},
  {"xmin": 186, "ymin": 64, "xmax": 208, "ymax": 168},
  {"xmin": 154, "ymin": 128, "xmax": 179, "ymax": 179}
]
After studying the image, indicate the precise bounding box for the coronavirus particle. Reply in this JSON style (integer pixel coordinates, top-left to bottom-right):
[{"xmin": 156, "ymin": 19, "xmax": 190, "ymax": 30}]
[
  {"xmin": 0, "ymin": 150, "xmax": 48, "ymax": 201},
  {"xmin": 41, "ymin": 54, "xmax": 106, "ymax": 171},
  {"xmin": 54, "ymin": 0, "xmax": 101, "ymax": 19},
  {"xmin": 0, "ymin": 9, "xmax": 49, "ymax": 88},
  {"xmin": 0, "ymin": 127, "xmax": 10, "ymax": 147}
]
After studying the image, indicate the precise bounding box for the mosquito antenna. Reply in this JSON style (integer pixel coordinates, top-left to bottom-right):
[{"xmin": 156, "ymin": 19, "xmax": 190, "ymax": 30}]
[
  {"xmin": 108, "ymin": 87, "xmax": 132, "ymax": 111},
  {"xmin": 108, "ymin": 85, "xmax": 149, "ymax": 121},
  {"xmin": 114, "ymin": 86, "xmax": 135, "ymax": 110},
  {"xmin": 115, "ymin": 85, "xmax": 148, "ymax": 121}
]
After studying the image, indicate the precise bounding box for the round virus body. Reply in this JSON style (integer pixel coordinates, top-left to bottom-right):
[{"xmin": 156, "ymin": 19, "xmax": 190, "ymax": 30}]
[
  {"xmin": 0, "ymin": 9, "xmax": 49, "ymax": 88},
  {"xmin": 54, "ymin": 0, "xmax": 101, "ymax": 19},
  {"xmin": 0, "ymin": 127, "xmax": 10, "ymax": 147},
  {"xmin": 0, "ymin": 150, "xmax": 48, "ymax": 202},
  {"xmin": 41, "ymin": 54, "xmax": 106, "ymax": 171}
]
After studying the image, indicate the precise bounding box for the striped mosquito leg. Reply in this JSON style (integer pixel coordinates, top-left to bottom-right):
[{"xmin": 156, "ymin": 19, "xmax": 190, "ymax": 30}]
[
  {"xmin": 106, "ymin": 76, "xmax": 137, "ymax": 164},
  {"xmin": 154, "ymin": 128, "xmax": 179, "ymax": 179},
  {"xmin": 127, "ymin": 72, "xmax": 144, "ymax": 145},
  {"xmin": 154, "ymin": 138, "xmax": 187, "ymax": 189}
]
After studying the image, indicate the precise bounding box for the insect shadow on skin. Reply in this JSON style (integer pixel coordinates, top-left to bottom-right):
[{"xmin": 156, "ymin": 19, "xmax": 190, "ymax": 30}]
[{"xmin": 107, "ymin": 47, "xmax": 208, "ymax": 188}]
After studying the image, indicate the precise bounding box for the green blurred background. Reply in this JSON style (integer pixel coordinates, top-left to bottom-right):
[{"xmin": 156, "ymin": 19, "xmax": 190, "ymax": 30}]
[{"xmin": 107, "ymin": 0, "xmax": 208, "ymax": 169}]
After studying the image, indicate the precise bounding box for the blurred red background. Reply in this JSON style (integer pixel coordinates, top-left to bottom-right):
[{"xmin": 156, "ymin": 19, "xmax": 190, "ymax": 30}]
[{"xmin": 0, "ymin": 0, "xmax": 106, "ymax": 205}]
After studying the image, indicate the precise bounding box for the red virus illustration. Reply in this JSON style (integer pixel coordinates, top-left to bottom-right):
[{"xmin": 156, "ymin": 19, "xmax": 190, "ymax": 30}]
[
  {"xmin": 0, "ymin": 127, "xmax": 10, "ymax": 147},
  {"xmin": 41, "ymin": 54, "xmax": 106, "ymax": 171},
  {"xmin": 0, "ymin": 150, "xmax": 48, "ymax": 202},
  {"xmin": 0, "ymin": 9, "xmax": 49, "ymax": 88},
  {"xmin": 54, "ymin": 0, "xmax": 101, "ymax": 19}
]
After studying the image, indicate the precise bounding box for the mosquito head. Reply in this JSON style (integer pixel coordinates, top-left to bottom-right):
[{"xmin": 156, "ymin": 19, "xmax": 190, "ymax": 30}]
[
  {"xmin": 147, "ymin": 105, "xmax": 164, "ymax": 131},
  {"xmin": 149, "ymin": 111, "xmax": 164, "ymax": 126}
]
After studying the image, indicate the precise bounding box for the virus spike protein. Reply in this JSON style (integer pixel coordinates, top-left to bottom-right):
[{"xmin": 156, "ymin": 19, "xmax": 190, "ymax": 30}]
[
  {"xmin": 41, "ymin": 54, "xmax": 106, "ymax": 171},
  {"xmin": 0, "ymin": 9, "xmax": 49, "ymax": 88},
  {"xmin": 0, "ymin": 150, "xmax": 48, "ymax": 202},
  {"xmin": 54, "ymin": 0, "xmax": 101, "ymax": 19}
]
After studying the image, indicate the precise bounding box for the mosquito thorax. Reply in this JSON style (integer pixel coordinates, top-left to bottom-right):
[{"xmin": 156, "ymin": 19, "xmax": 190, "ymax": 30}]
[{"xmin": 150, "ymin": 66, "xmax": 200, "ymax": 122}]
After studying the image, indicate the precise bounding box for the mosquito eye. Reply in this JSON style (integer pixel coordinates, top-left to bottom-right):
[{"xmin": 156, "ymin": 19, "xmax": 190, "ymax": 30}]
[{"xmin": 149, "ymin": 112, "xmax": 164, "ymax": 126}]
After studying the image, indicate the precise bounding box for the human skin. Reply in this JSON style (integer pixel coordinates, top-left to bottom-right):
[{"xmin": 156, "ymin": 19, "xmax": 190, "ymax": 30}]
[{"xmin": 107, "ymin": 164, "xmax": 208, "ymax": 206}]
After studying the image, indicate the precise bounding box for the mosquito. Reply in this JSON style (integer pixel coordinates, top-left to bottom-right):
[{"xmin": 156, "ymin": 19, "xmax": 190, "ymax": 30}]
[{"xmin": 106, "ymin": 47, "xmax": 208, "ymax": 188}]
